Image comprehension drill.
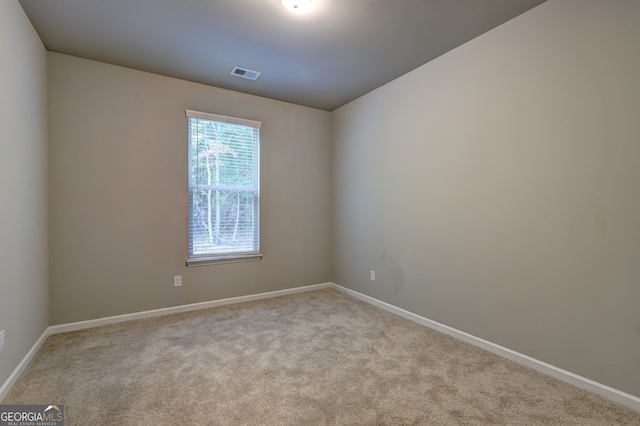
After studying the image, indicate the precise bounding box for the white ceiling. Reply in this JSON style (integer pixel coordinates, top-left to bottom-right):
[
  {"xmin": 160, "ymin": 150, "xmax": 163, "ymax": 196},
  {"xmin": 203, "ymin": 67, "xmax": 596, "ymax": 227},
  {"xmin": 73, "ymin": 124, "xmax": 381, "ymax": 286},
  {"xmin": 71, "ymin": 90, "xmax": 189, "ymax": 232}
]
[{"xmin": 19, "ymin": 0, "xmax": 546, "ymax": 111}]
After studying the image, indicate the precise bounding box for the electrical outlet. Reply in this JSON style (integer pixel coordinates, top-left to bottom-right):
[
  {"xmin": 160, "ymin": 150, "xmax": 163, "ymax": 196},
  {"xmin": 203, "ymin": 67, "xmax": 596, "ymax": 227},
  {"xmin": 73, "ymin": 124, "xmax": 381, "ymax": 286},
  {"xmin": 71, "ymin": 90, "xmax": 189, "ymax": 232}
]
[
  {"xmin": 0, "ymin": 330, "xmax": 5, "ymax": 353},
  {"xmin": 370, "ymin": 270, "xmax": 376, "ymax": 281},
  {"xmin": 173, "ymin": 275, "xmax": 182, "ymax": 287}
]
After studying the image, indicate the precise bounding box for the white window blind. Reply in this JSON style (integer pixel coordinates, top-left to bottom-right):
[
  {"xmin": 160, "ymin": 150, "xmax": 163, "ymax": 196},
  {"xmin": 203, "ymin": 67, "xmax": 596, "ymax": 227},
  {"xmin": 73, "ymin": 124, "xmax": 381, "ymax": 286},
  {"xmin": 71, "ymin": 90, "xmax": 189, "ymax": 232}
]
[{"xmin": 186, "ymin": 110, "xmax": 261, "ymax": 266}]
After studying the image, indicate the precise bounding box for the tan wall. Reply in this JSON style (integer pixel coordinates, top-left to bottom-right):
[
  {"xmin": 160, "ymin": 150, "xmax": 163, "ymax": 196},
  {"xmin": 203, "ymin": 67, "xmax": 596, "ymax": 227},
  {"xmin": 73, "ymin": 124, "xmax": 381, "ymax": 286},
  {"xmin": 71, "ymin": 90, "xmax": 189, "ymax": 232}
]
[
  {"xmin": 332, "ymin": 0, "xmax": 640, "ymax": 397},
  {"xmin": 48, "ymin": 53, "xmax": 332, "ymax": 324},
  {"xmin": 7, "ymin": 0, "xmax": 640, "ymax": 402},
  {"xmin": 0, "ymin": 1, "xmax": 49, "ymax": 387}
]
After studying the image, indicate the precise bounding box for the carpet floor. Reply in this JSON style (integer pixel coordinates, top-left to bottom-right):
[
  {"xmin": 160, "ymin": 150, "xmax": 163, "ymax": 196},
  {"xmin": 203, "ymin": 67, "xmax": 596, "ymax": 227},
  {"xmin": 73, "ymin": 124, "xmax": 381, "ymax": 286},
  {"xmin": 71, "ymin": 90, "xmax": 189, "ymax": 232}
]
[{"xmin": 3, "ymin": 288, "xmax": 640, "ymax": 425}]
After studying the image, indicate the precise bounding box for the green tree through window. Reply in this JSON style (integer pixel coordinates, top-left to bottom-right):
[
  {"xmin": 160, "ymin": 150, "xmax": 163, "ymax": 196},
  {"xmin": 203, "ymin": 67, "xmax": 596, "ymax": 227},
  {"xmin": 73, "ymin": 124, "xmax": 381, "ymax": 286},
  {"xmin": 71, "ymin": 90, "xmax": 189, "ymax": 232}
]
[{"xmin": 186, "ymin": 110, "xmax": 261, "ymax": 265}]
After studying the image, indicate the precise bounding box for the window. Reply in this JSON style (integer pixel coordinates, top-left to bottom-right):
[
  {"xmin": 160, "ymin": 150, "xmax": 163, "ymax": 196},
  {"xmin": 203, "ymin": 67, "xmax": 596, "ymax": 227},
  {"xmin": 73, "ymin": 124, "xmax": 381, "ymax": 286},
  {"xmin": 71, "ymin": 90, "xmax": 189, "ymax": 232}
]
[{"xmin": 186, "ymin": 110, "xmax": 261, "ymax": 266}]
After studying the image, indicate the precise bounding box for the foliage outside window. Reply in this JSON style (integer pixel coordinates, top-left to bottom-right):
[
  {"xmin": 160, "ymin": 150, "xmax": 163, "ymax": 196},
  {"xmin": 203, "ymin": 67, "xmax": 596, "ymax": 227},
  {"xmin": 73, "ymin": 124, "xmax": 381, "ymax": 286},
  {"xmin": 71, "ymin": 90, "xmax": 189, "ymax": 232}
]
[{"xmin": 186, "ymin": 110, "xmax": 261, "ymax": 266}]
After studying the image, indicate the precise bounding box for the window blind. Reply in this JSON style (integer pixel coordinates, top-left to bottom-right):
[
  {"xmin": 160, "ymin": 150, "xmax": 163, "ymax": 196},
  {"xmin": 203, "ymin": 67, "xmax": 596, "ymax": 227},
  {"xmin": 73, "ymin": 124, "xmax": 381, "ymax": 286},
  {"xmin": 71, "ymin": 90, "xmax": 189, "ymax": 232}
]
[{"xmin": 186, "ymin": 110, "xmax": 261, "ymax": 265}]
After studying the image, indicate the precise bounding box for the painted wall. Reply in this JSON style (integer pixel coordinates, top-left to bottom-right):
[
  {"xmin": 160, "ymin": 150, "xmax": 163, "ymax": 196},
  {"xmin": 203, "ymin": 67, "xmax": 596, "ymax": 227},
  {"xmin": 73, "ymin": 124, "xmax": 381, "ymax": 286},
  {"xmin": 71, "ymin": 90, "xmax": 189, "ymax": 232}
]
[
  {"xmin": 332, "ymin": 0, "xmax": 640, "ymax": 397},
  {"xmin": 48, "ymin": 53, "xmax": 331, "ymax": 324},
  {"xmin": 0, "ymin": 1, "xmax": 49, "ymax": 388}
]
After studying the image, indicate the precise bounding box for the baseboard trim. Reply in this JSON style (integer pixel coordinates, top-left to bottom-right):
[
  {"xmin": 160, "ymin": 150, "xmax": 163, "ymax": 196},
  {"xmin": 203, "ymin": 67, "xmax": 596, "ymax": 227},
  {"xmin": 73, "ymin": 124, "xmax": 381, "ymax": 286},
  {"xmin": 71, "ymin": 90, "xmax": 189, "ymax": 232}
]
[
  {"xmin": 2, "ymin": 282, "xmax": 333, "ymax": 400},
  {"xmin": 0, "ymin": 328, "xmax": 50, "ymax": 402},
  {"xmin": 4, "ymin": 282, "xmax": 638, "ymax": 412},
  {"xmin": 330, "ymin": 283, "xmax": 640, "ymax": 412},
  {"xmin": 49, "ymin": 282, "xmax": 333, "ymax": 335},
  {"xmin": 2, "ymin": 282, "xmax": 332, "ymax": 400}
]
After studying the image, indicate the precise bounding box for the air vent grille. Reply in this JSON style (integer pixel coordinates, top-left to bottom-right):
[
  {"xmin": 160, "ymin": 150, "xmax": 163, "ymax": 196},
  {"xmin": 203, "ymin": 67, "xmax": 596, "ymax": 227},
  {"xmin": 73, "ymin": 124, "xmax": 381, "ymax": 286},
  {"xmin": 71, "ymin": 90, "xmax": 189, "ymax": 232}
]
[{"xmin": 231, "ymin": 66, "xmax": 261, "ymax": 81}]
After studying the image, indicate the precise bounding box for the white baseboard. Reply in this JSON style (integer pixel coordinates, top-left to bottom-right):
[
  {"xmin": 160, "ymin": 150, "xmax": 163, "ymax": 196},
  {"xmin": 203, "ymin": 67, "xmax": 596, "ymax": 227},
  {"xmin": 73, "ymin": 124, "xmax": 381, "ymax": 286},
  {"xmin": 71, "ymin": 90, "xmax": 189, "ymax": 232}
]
[
  {"xmin": 1, "ymin": 282, "xmax": 332, "ymax": 400},
  {"xmin": 49, "ymin": 282, "xmax": 333, "ymax": 335},
  {"xmin": 3, "ymin": 281, "xmax": 638, "ymax": 413},
  {"xmin": 330, "ymin": 283, "xmax": 640, "ymax": 412},
  {"xmin": 0, "ymin": 328, "xmax": 50, "ymax": 402}
]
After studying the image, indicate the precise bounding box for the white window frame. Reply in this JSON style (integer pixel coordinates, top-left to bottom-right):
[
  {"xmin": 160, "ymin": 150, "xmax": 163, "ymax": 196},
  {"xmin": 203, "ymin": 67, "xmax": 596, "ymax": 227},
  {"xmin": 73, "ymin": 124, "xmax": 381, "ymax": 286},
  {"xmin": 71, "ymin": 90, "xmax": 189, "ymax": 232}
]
[{"xmin": 185, "ymin": 110, "xmax": 262, "ymax": 266}]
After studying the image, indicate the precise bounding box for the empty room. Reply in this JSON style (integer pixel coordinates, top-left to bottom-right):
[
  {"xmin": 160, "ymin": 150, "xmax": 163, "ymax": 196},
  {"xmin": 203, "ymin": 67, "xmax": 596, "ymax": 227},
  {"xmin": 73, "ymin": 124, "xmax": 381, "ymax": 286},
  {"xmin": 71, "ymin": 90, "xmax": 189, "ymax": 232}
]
[{"xmin": 1, "ymin": 0, "xmax": 639, "ymax": 424}]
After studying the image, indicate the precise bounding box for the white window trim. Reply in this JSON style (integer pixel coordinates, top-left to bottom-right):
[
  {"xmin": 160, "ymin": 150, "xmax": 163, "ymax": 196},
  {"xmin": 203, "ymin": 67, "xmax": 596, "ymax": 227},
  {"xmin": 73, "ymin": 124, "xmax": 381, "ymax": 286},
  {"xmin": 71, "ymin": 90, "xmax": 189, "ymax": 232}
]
[
  {"xmin": 185, "ymin": 110, "xmax": 262, "ymax": 267},
  {"xmin": 186, "ymin": 253, "xmax": 263, "ymax": 267},
  {"xmin": 185, "ymin": 110, "xmax": 262, "ymax": 129}
]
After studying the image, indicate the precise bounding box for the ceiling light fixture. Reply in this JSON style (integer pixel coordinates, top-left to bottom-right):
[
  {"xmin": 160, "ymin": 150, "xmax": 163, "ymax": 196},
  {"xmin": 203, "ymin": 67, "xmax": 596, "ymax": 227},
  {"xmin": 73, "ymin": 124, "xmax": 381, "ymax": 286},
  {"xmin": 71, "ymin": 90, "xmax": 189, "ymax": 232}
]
[{"xmin": 281, "ymin": 0, "xmax": 312, "ymax": 11}]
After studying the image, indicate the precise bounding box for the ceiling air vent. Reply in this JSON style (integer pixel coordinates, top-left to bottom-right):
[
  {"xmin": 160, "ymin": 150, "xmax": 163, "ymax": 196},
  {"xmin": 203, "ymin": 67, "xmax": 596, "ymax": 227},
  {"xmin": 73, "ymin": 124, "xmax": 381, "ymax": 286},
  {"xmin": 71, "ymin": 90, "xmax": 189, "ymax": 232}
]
[{"xmin": 230, "ymin": 66, "xmax": 261, "ymax": 81}]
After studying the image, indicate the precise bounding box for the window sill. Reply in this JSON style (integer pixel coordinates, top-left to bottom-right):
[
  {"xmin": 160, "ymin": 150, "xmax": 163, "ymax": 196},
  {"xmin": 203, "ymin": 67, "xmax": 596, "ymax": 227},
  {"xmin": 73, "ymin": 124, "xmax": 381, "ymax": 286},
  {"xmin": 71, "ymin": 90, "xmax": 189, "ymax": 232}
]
[{"xmin": 186, "ymin": 253, "xmax": 263, "ymax": 267}]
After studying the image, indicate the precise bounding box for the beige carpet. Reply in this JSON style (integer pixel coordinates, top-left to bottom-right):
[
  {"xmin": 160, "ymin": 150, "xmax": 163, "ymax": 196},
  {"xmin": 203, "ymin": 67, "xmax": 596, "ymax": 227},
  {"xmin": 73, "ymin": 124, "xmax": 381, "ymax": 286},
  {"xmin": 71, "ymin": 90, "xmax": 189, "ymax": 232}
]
[{"xmin": 3, "ymin": 289, "xmax": 639, "ymax": 425}]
